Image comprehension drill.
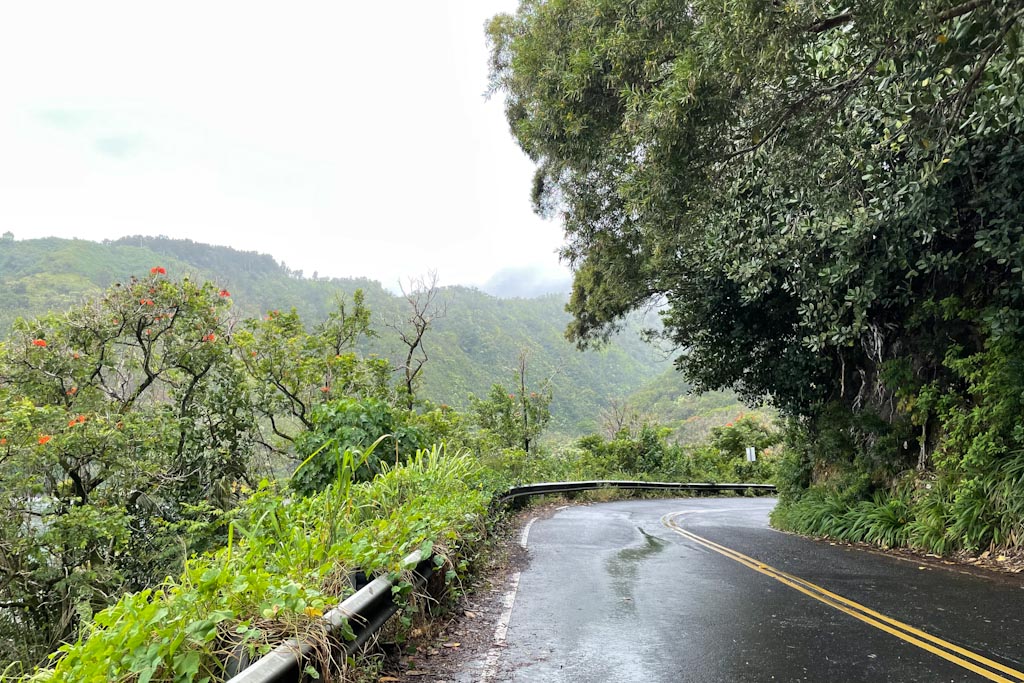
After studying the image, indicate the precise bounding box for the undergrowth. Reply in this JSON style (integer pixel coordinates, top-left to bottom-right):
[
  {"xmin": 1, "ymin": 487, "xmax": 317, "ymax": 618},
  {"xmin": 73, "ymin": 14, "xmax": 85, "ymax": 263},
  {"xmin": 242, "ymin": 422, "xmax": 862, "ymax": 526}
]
[
  {"xmin": 772, "ymin": 451, "xmax": 1024, "ymax": 555},
  {"xmin": 12, "ymin": 445, "xmax": 490, "ymax": 683}
]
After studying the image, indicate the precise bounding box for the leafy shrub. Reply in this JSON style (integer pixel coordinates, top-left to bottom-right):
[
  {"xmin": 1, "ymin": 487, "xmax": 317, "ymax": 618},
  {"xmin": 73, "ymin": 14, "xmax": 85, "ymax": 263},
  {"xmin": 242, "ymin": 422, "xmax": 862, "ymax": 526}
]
[
  {"xmin": 409, "ymin": 401, "xmax": 472, "ymax": 452},
  {"xmin": 707, "ymin": 416, "xmax": 781, "ymax": 460},
  {"xmin": 576, "ymin": 424, "xmax": 669, "ymax": 475},
  {"xmin": 476, "ymin": 418, "xmax": 781, "ymax": 489},
  {"xmin": 774, "ymin": 338, "xmax": 1024, "ymax": 555},
  {"xmin": 291, "ymin": 398, "xmax": 427, "ymax": 496}
]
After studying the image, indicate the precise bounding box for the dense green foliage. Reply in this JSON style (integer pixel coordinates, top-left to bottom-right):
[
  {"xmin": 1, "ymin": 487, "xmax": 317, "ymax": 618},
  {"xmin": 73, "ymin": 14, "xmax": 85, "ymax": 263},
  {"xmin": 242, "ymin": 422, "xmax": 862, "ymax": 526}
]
[
  {"xmin": 489, "ymin": 0, "xmax": 1024, "ymax": 552},
  {"xmin": 0, "ymin": 271, "xmax": 393, "ymax": 667},
  {"xmin": 291, "ymin": 398, "xmax": 428, "ymax": 495},
  {"xmin": 0, "ymin": 272, "xmax": 254, "ymax": 666},
  {"xmin": 484, "ymin": 415, "xmax": 780, "ymax": 488},
  {"xmin": 17, "ymin": 446, "xmax": 492, "ymax": 682}
]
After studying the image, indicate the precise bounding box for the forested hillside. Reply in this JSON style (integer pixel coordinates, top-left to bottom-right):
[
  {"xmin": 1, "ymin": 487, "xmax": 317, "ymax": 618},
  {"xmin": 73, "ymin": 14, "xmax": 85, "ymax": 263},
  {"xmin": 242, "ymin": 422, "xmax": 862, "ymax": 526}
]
[
  {"xmin": 625, "ymin": 369, "xmax": 773, "ymax": 444},
  {"xmin": 0, "ymin": 234, "xmax": 732, "ymax": 436}
]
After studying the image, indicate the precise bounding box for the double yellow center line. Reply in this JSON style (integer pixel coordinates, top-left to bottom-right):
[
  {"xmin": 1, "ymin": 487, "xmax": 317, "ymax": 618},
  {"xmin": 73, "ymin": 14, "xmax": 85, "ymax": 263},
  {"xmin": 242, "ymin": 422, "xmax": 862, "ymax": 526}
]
[{"xmin": 661, "ymin": 511, "xmax": 1024, "ymax": 683}]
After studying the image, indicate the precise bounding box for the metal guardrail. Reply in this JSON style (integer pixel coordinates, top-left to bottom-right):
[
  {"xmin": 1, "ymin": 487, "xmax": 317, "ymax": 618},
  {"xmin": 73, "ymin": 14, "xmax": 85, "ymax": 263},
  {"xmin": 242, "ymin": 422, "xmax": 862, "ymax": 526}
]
[
  {"xmin": 225, "ymin": 550, "xmax": 434, "ymax": 683},
  {"xmin": 225, "ymin": 480, "xmax": 774, "ymax": 682},
  {"xmin": 495, "ymin": 479, "xmax": 776, "ymax": 505}
]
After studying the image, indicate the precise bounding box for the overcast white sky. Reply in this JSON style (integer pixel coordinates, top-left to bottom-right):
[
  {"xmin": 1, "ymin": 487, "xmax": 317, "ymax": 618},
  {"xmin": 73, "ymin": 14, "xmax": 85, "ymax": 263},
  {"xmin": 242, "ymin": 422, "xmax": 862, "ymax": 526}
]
[{"xmin": 0, "ymin": 1, "xmax": 570, "ymax": 294}]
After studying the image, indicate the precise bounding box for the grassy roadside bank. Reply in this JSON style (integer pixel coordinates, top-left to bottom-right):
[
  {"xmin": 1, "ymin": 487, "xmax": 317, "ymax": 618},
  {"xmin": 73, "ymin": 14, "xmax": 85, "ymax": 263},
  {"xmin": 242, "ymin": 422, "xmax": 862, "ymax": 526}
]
[
  {"xmin": 10, "ymin": 447, "xmax": 491, "ymax": 683},
  {"xmin": 9, "ymin": 439, "xmax": 778, "ymax": 683}
]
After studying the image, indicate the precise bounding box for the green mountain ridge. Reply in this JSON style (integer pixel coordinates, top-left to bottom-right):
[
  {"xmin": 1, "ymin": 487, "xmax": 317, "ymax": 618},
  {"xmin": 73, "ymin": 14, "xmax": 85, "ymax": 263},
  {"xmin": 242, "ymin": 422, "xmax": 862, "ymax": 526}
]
[{"xmin": 0, "ymin": 234, "xmax": 747, "ymax": 437}]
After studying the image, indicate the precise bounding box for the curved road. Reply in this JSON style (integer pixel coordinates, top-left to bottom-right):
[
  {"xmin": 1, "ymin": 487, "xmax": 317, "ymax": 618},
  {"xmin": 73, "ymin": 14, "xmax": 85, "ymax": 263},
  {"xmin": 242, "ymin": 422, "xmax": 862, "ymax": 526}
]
[{"xmin": 481, "ymin": 498, "xmax": 1024, "ymax": 682}]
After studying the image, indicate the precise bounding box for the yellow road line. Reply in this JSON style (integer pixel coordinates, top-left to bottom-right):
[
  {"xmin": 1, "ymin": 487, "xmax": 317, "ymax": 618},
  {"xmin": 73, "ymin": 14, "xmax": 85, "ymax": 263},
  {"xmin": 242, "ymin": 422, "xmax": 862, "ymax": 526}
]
[
  {"xmin": 661, "ymin": 512, "xmax": 1024, "ymax": 683},
  {"xmin": 663, "ymin": 515, "xmax": 1024, "ymax": 677}
]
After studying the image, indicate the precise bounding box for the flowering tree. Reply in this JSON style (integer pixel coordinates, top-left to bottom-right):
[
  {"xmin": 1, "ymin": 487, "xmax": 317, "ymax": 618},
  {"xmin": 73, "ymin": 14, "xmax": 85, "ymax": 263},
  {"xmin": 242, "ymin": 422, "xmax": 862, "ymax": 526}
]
[
  {"xmin": 470, "ymin": 354, "xmax": 552, "ymax": 453},
  {"xmin": 0, "ymin": 270, "xmax": 255, "ymax": 665},
  {"xmin": 0, "ymin": 271, "xmax": 408, "ymax": 667}
]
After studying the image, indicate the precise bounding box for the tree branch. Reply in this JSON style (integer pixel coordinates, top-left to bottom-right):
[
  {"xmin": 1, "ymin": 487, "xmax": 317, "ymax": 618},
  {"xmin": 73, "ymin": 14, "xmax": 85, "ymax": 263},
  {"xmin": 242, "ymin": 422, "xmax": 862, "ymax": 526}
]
[
  {"xmin": 722, "ymin": 48, "xmax": 886, "ymax": 163},
  {"xmin": 806, "ymin": 12, "xmax": 854, "ymax": 34},
  {"xmin": 945, "ymin": 7, "xmax": 1023, "ymax": 133},
  {"xmin": 936, "ymin": 0, "xmax": 991, "ymax": 22},
  {"xmin": 803, "ymin": 0, "xmax": 991, "ymax": 34}
]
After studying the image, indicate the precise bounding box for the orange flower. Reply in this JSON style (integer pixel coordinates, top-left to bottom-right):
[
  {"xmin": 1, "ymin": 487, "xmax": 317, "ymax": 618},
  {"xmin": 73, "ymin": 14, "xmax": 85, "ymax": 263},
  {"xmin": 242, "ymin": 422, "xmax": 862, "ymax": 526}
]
[
  {"xmin": 68, "ymin": 419, "xmax": 78, "ymax": 427},
  {"xmin": 202, "ymin": 333, "xmax": 217, "ymax": 343},
  {"xmin": 72, "ymin": 353, "xmax": 80, "ymax": 359},
  {"xmin": 38, "ymin": 435, "xmax": 52, "ymax": 445},
  {"xmin": 219, "ymin": 289, "xmax": 231, "ymax": 298},
  {"xmin": 66, "ymin": 386, "xmax": 78, "ymax": 395},
  {"xmin": 31, "ymin": 339, "xmax": 47, "ymax": 347},
  {"xmin": 250, "ymin": 351, "xmax": 258, "ymax": 357},
  {"xmin": 320, "ymin": 386, "xmax": 330, "ymax": 393},
  {"xmin": 0, "ymin": 438, "xmax": 7, "ymax": 446},
  {"xmin": 77, "ymin": 415, "xmax": 87, "ymax": 424},
  {"xmin": 151, "ymin": 266, "xmax": 166, "ymax": 275}
]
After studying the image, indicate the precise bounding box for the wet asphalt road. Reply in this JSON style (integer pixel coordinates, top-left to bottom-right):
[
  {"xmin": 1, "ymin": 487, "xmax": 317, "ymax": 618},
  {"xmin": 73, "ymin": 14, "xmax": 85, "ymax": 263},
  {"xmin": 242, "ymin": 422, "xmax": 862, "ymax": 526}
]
[{"xmin": 491, "ymin": 498, "xmax": 1024, "ymax": 682}]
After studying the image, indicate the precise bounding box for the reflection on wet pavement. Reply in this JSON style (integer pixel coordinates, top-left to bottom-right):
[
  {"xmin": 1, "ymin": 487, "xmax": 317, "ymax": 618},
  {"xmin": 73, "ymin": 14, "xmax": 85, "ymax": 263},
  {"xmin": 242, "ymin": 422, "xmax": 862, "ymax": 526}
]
[{"xmin": 606, "ymin": 527, "xmax": 665, "ymax": 613}]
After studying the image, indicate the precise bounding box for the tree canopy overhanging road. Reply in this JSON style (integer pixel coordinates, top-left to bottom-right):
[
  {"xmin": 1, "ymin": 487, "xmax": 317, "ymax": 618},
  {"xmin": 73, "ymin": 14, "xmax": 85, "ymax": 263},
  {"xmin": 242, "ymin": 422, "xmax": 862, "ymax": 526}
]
[
  {"xmin": 479, "ymin": 498, "xmax": 1024, "ymax": 682},
  {"xmin": 488, "ymin": 0, "xmax": 1024, "ymax": 559}
]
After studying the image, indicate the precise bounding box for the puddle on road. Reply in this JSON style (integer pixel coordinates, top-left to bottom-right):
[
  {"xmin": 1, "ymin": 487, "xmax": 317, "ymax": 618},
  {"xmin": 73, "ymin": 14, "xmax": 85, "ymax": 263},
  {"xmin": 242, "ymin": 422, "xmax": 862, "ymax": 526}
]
[{"xmin": 606, "ymin": 527, "xmax": 666, "ymax": 613}]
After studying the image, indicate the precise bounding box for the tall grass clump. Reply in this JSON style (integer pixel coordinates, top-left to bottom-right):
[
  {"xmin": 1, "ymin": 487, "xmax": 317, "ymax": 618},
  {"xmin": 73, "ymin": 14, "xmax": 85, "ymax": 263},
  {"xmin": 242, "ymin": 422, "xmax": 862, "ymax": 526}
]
[{"xmin": 772, "ymin": 452, "xmax": 1024, "ymax": 555}]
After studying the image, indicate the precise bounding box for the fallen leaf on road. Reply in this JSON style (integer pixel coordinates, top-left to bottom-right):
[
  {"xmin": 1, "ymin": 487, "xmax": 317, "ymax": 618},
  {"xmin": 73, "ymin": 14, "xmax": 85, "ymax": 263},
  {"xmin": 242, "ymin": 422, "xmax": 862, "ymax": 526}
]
[{"xmin": 443, "ymin": 642, "xmax": 461, "ymax": 648}]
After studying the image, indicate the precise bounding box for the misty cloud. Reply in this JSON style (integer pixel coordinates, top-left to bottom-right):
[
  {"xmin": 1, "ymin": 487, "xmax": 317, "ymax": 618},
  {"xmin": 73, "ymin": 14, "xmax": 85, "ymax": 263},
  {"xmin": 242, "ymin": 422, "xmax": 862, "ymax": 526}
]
[
  {"xmin": 482, "ymin": 265, "xmax": 572, "ymax": 299},
  {"xmin": 36, "ymin": 108, "xmax": 93, "ymax": 130},
  {"xmin": 94, "ymin": 134, "xmax": 144, "ymax": 159}
]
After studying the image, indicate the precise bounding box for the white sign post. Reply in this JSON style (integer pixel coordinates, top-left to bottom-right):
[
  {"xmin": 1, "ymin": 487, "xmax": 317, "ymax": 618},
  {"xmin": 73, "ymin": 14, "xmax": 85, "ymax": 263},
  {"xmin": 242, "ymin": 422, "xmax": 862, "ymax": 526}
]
[{"xmin": 745, "ymin": 446, "xmax": 756, "ymax": 462}]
